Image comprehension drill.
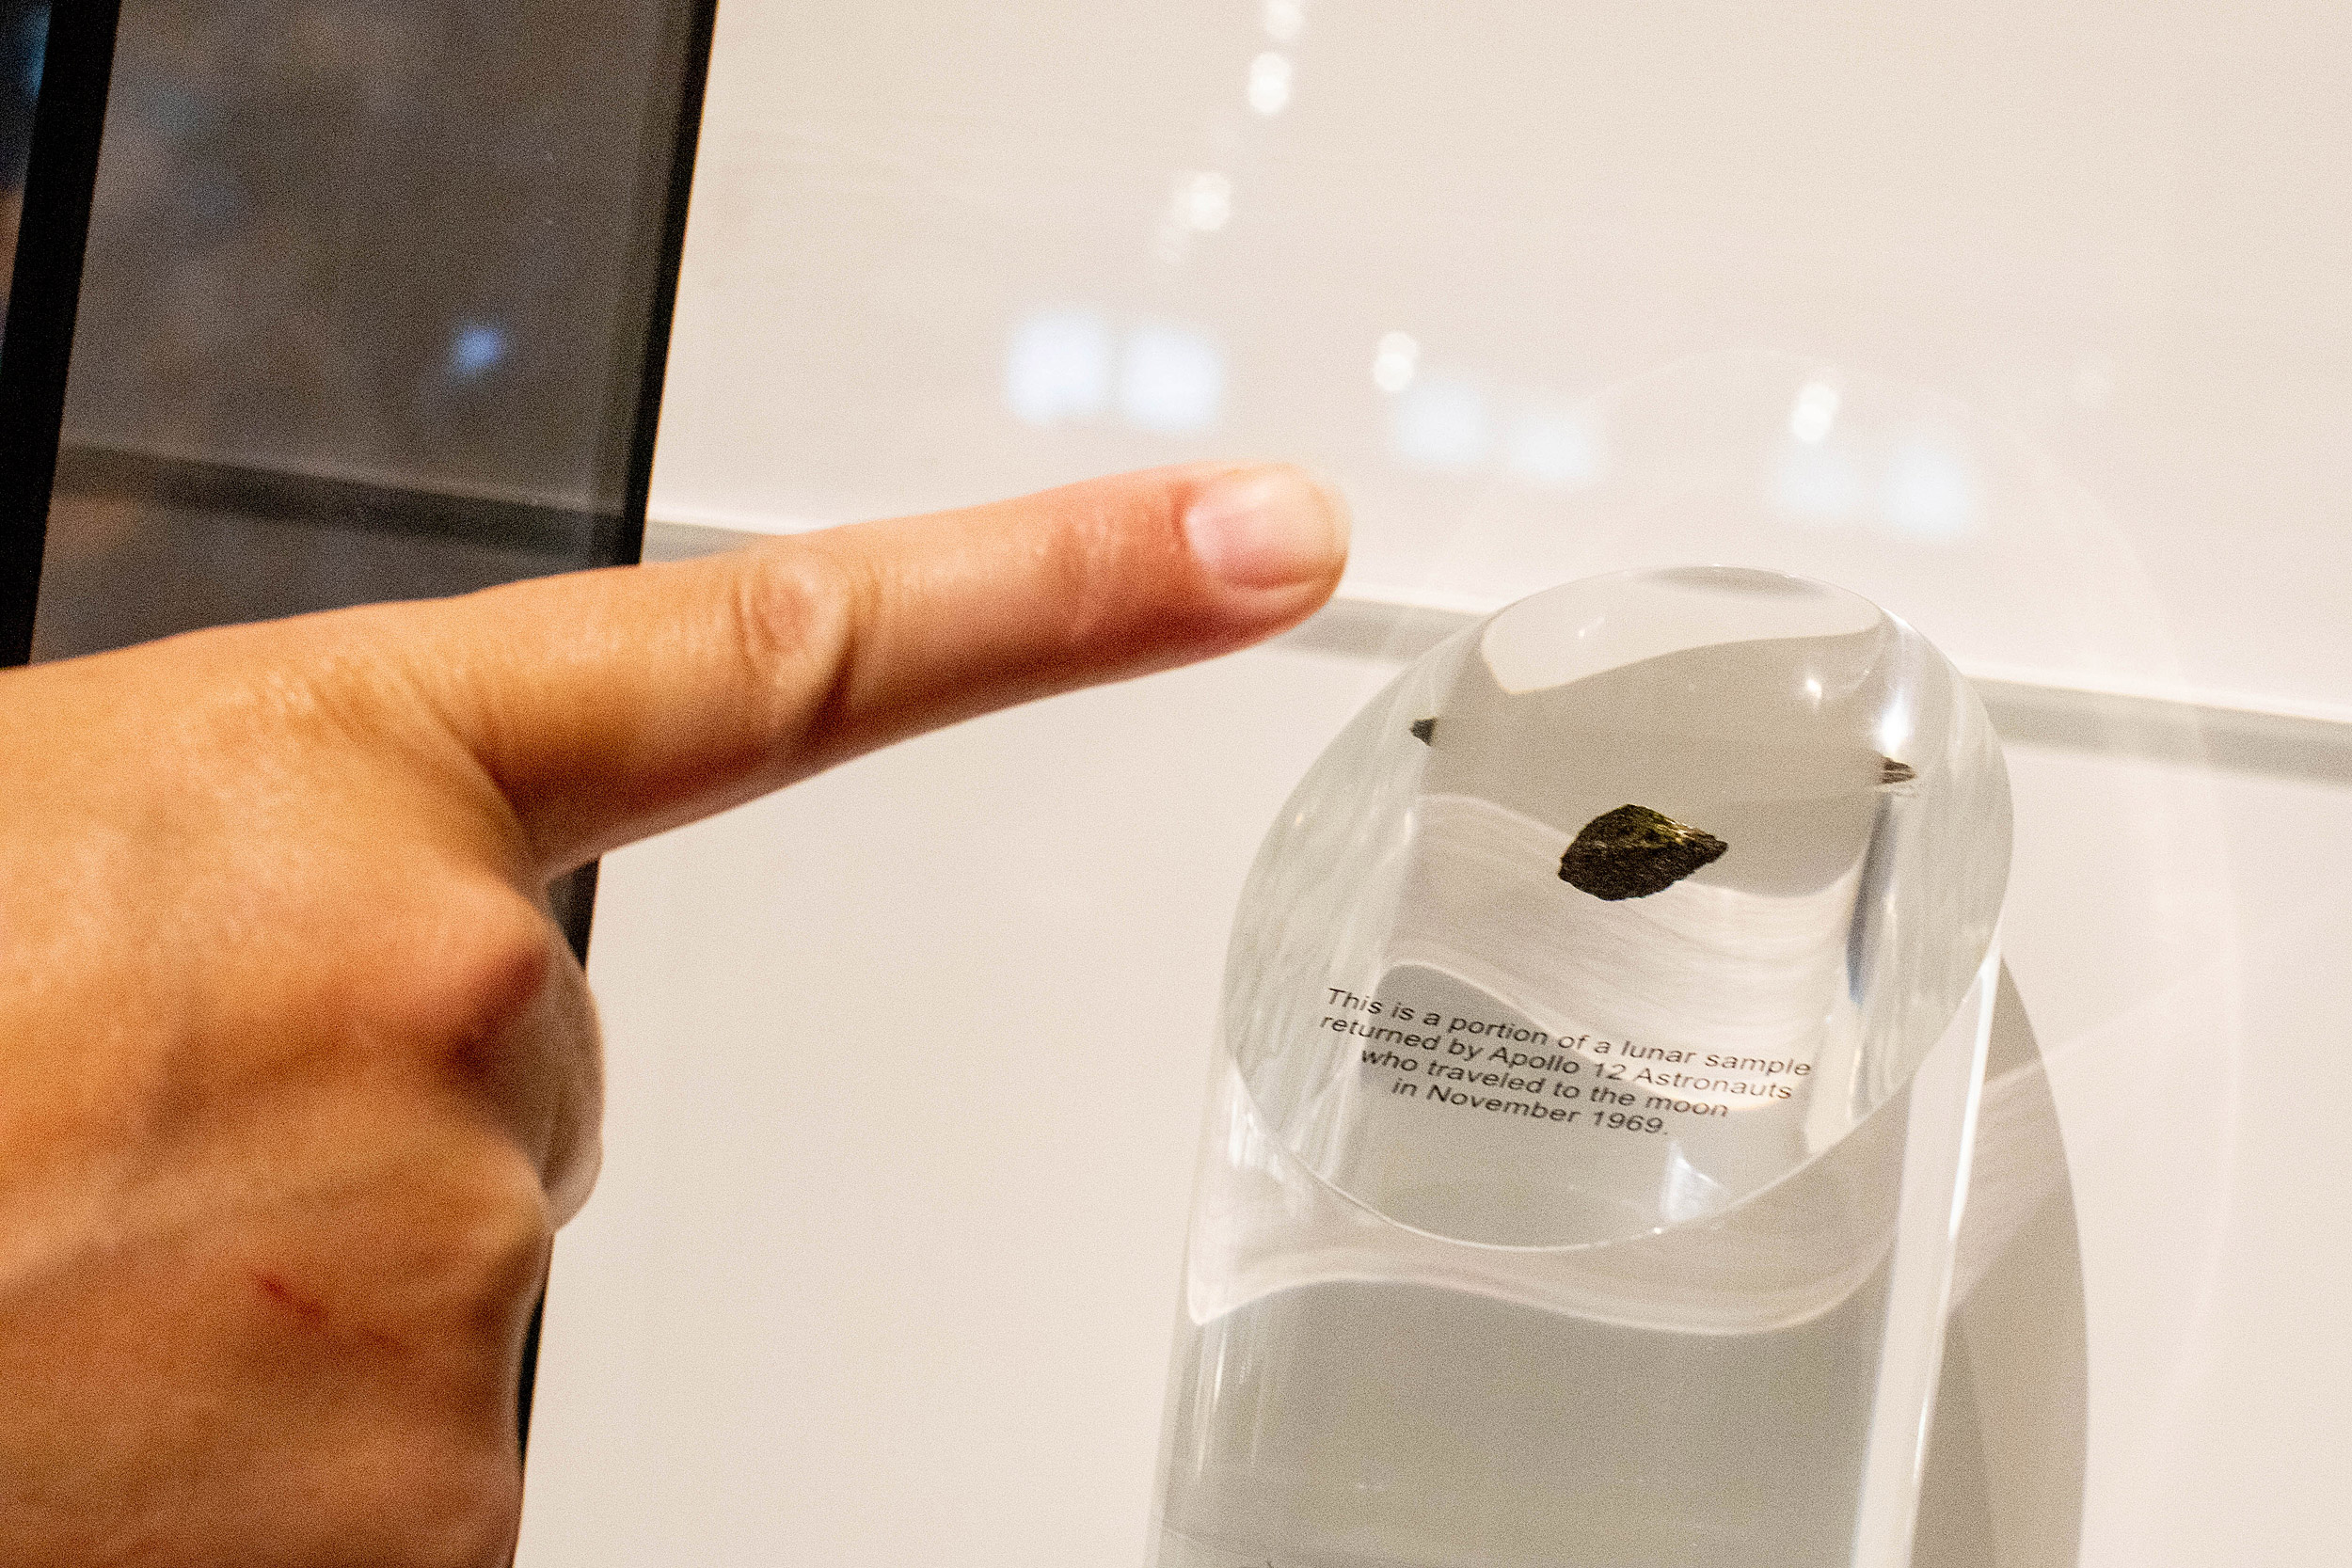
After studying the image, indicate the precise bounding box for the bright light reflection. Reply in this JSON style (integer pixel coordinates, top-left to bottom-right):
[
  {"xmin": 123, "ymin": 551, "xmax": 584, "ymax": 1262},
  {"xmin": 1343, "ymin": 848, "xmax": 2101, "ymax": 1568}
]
[
  {"xmin": 1391, "ymin": 375, "xmax": 1489, "ymax": 471},
  {"xmin": 1661, "ymin": 1150, "xmax": 1728, "ymax": 1224},
  {"xmin": 1371, "ymin": 331, "xmax": 1419, "ymax": 393},
  {"xmin": 1788, "ymin": 379, "xmax": 1840, "ymax": 444},
  {"xmin": 1006, "ymin": 309, "xmax": 1110, "ymax": 425},
  {"xmin": 1883, "ymin": 436, "xmax": 1976, "ymax": 539},
  {"xmin": 1248, "ymin": 51, "xmax": 1293, "ymax": 115},
  {"xmin": 1119, "ymin": 323, "xmax": 1224, "ymax": 435},
  {"xmin": 1772, "ymin": 441, "xmax": 1865, "ymax": 523},
  {"xmin": 1505, "ymin": 406, "xmax": 1601, "ymax": 489},
  {"xmin": 448, "ymin": 323, "xmax": 508, "ymax": 380},
  {"xmin": 1263, "ymin": 0, "xmax": 1304, "ymax": 42},
  {"xmin": 1174, "ymin": 170, "xmax": 1232, "ymax": 232},
  {"xmin": 1874, "ymin": 694, "xmax": 1914, "ymax": 759}
]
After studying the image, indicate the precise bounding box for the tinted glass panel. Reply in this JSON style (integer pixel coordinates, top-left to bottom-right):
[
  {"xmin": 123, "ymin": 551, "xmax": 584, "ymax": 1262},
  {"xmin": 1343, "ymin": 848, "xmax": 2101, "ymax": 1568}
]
[{"xmin": 31, "ymin": 0, "xmax": 705, "ymax": 661}]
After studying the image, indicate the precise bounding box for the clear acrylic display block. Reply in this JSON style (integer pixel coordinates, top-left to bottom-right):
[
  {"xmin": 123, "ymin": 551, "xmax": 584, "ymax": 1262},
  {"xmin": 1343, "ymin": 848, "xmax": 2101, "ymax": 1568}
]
[{"xmin": 1150, "ymin": 567, "xmax": 2011, "ymax": 1568}]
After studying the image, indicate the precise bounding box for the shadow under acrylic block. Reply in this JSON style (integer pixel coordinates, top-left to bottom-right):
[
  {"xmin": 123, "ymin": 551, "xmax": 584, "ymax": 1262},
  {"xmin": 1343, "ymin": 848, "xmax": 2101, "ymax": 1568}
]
[{"xmin": 1148, "ymin": 567, "xmax": 2011, "ymax": 1568}]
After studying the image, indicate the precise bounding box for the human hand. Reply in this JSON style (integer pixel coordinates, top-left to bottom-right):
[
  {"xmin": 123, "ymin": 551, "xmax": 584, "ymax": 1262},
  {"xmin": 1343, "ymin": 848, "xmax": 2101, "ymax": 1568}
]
[{"xmin": 0, "ymin": 465, "xmax": 1346, "ymax": 1566}]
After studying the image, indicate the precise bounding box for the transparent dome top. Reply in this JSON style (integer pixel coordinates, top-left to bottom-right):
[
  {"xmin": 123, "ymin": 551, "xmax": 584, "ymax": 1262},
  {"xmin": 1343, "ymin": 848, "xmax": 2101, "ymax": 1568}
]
[{"xmin": 1224, "ymin": 565, "xmax": 2010, "ymax": 1249}]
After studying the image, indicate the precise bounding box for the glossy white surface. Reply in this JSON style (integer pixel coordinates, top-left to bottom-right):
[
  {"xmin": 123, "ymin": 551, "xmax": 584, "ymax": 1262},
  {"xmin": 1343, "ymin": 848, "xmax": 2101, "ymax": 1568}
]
[
  {"xmin": 517, "ymin": 633, "xmax": 2352, "ymax": 1566},
  {"xmin": 651, "ymin": 0, "xmax": 2352, "ymax": 716}
]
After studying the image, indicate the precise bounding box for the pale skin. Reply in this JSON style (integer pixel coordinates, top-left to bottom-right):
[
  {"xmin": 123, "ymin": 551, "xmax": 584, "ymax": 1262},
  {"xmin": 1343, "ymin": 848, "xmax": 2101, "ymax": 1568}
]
[{"xmin": 0, "ymin": 463, "xmax": 1348, "ymax": 1566}]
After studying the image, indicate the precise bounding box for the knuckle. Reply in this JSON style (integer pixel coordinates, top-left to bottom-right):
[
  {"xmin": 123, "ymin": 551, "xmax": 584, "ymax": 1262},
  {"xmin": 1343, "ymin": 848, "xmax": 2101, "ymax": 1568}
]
[
  {"xmin": 375, "ymin": 1112, "xmax": 553, "ymax": 1308},
  {"xmin": 392, "ymin": 879, "xmax": 601, "ymax": 1223},
  {"xmin": 1051, "ymin": 496, "xmax": 1138, "ymax": 650},
  {"xmin": 726, "ymin": 543, "xmax": 863, "ymax": 736},
  {"xmin": 409, "ymin": 880, "xmax": 564, "ymax": 1054},
  {"xmin": 436, "ymin": 1143, "xmax": 554, "ymax": 1306}
]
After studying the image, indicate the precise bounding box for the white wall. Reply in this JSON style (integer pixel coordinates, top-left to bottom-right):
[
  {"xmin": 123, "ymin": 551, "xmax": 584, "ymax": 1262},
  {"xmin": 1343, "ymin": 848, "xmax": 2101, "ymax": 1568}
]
[
  {"xmin": 524, "ymin": 3, "xmax": 2352, "ymax": 1561},
  {"xmin": 649, "ymin": 0, "xmax": 2352, "ymax": 718}
]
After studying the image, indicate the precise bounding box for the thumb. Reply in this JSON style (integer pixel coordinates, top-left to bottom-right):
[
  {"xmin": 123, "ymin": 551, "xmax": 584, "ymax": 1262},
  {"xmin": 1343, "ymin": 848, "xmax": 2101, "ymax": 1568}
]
[{"xmin": 384, "ymin": 462, "xmax": 1348, "ymax": 871}]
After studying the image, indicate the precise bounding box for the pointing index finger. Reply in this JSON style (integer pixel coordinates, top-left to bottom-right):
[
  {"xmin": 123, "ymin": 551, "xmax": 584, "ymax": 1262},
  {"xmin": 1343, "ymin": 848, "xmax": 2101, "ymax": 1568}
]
[{"xmin": 398, "ymin": 463, "xmax": 1349, "ymax": 872}]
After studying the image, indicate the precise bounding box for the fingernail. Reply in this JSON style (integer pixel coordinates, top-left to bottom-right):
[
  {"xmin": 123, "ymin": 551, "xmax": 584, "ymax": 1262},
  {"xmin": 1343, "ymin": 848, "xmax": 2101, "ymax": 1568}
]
[{"xmin": 1183, "ymin": 467, "xmax": 1350, "ymax": 591}]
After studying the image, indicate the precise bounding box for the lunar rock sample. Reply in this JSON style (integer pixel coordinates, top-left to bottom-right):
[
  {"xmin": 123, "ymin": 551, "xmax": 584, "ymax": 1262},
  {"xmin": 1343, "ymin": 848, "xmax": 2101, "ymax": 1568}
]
[{"xmin": 1557, "ymin": 803, "xmax": 1729, "ymax": 900}]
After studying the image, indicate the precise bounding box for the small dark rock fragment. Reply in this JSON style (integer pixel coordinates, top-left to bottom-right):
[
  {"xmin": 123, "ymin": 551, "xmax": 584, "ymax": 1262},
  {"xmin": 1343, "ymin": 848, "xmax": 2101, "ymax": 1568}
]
[
  {"xmin": 1559, "ymin": 804, "xmax": 1728, "ymax": 901},
  {"xmin": 1409, "ymin": 717, "xmax": 1437, "ymax": 744},
  {"xmin": 1879, "ymin": 756, "xmax": 1915, "ymax": 785}
]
